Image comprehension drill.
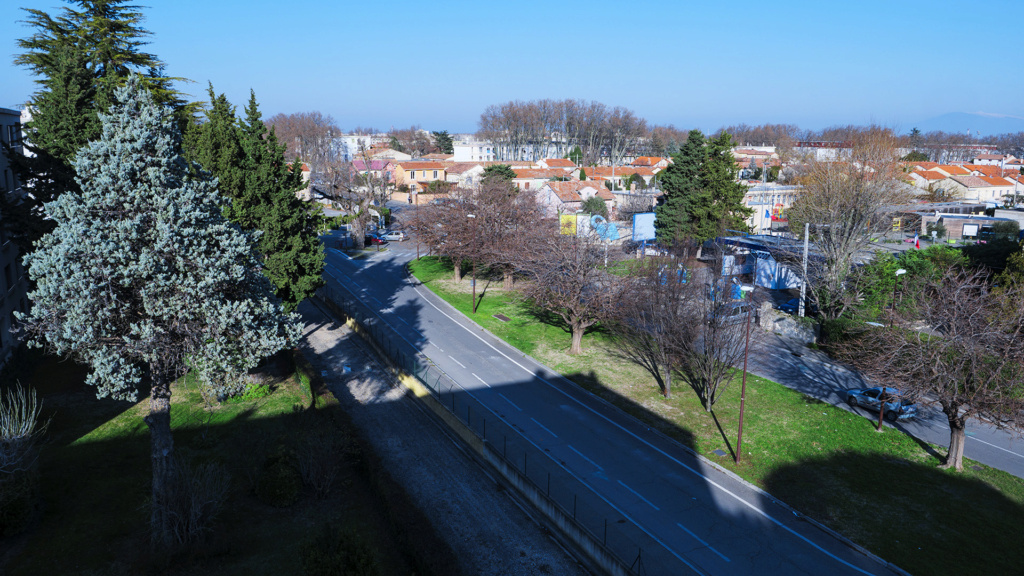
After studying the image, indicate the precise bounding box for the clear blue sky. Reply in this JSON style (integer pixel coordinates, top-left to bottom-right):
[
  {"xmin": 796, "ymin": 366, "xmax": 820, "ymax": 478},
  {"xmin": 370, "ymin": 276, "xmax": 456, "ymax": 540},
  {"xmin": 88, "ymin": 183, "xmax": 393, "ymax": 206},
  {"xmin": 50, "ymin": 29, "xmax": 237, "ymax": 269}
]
[{"xmin": 3, "ymin": 0, "xmax": 1022, "ymax": 134}]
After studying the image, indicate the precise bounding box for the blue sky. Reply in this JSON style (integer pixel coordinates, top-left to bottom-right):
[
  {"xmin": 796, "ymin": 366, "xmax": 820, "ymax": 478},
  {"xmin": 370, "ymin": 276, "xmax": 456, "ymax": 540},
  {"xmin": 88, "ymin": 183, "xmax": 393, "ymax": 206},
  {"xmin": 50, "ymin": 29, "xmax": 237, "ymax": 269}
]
[{"xmin": 3, "ymin": 0, "xmax": 1022, "ymax": 134}]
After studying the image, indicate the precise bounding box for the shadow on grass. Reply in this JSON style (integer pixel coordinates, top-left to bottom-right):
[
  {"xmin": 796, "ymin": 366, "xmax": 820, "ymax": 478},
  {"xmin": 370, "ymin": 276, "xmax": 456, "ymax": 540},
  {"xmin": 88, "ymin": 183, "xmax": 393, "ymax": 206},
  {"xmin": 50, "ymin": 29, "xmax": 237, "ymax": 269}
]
[
  {"xmin": 762, "ymin": 451, "xmax": 1024, "ymax": 576},
  {"xmin": 709, "ymin": 410, "xmax": 735, "ymax": 460}
]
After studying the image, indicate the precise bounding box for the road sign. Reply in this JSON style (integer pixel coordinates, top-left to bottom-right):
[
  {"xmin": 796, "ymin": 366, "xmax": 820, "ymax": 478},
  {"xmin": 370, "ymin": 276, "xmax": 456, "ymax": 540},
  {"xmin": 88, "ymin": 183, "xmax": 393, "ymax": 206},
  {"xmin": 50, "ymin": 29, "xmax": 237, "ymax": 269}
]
[{"xmin": 632, "ymin": 212, "xmax": 656, "ymax": 241}]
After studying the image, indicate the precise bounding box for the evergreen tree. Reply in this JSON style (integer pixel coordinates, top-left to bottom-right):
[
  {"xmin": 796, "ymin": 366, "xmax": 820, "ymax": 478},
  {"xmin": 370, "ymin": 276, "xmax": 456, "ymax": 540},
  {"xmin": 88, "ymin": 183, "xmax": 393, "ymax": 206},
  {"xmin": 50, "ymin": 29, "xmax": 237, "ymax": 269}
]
[
  {"xmin": 703, "ymin": 131, "xmax": 752, "ymax": 234},
  {"xmin": 566, "ymin": 145, "xmax": 583, "ymax": 165},
  {"xmin": 656, "ymin": 129, "xmax": 705, "ymax": 243},
  {"xmin": 482, "ymin": 164, "xmax": 517, "ymax": 182},
  {"xmin": 431, "ymin": 130, "xmax": 454, "ymax": 154},
  {"xmin": 188, "ymin": 88, "xmax": 325, "ymax": 312},
  {"xmin": 579, "ymin": 168, "xmax": 587, "ymax": 181},
  {"xmin": 9, "ymin": 0, "xmax": 188, "ymax": 251},
  {"xmin": 18, "ymin": 77, "xmax": 298, "ymax": 545}
]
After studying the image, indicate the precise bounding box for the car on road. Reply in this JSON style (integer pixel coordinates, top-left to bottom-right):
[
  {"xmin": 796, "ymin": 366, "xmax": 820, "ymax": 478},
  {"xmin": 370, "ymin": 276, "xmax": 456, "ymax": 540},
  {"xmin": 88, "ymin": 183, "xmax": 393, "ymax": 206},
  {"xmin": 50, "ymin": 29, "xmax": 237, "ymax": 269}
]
[
  {"xmin": 845, "ymin": 387, "xmax": 918, "ymax": 421},
  {"xmin": 380, "ymin": 230, "xmax": 408, "ymax": 242},
  {"xmin": 364, "ymin": 233, "xmax": 389, "ymax": 246}
]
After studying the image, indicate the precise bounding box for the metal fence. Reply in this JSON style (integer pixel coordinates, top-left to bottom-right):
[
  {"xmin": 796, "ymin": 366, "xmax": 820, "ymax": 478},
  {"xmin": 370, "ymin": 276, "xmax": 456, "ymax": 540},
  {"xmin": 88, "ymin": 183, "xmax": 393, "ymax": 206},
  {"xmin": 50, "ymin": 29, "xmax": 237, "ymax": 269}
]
[{"xmin": 316, "ymin": 282, "xmax": 703, "ymax": 576}]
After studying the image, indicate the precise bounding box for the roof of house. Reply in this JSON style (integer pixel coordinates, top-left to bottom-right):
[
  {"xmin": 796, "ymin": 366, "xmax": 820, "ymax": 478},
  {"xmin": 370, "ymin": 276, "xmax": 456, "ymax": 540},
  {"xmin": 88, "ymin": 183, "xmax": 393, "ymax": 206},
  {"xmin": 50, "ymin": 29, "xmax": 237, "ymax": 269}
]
[
  {"xmin": 585, "ymin": 166, "xmax": 655, "ymax": 177},
  {"xmin": 979, "ymin": 176, "xmax": 1013, "ymax": 187},
  {"xmin": 513, "ymin": 168, "xmax": 574, "ymax": 179},
  {"xmin": 951, "ymin": 175, "xmax": 997, "ymax": 188},
  {"xmin": 351, "ymin": 159, "xmax": 389, "ymax": 171},
  {"xmin": 936, "ymin": 164, "xmax": 970, "ymax": 176},
  {"xmin": 632, "ymin": 156, "xmax": 667, "ymax": 166},
  {"xmin": 545, "ymin": 181, "xmax": 584, "ymax": 203},
  {"xmin": 909, "ymin": 161, "xmax": 939, "ymax": 170},
  {"xmin": 975, "ymin": 154, "xmax": 1005, "ymax": 160},
  {"xmin": 542, "ymin": 158, "xmax": 576, "ymax": 167},
  {"xmin": 963, "ymin": 164, "xmax": 1014, "ymax": 178},
  {"xmin": 914, "ymin": 170, "xmax": 946, "ymax": 181},
  {"xmin": 422, "ymin": 153, "xmax": 454, "ymax": 161},
  {"xmin": 443, "ymin": 162, "xmax": 484, "ymax": 175},
  {"xmin": 398, "ymin": 161, "xmax": 445, "ymax": 170}
]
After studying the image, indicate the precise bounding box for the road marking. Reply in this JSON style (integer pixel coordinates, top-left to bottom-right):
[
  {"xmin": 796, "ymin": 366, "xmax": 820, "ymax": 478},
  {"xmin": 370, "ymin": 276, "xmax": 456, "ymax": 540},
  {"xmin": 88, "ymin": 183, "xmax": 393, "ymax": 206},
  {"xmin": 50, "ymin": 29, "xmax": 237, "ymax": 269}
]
[
  {"xmin": 531, "ymin": 417, "xmax": 558, "ymax": 438},
  {"xmin": 499, "ymin": 391, "xmax": 524, "ymax": 409},
  {"xmin": 967, "ymin": 435, "xmax": 1024, "ymax": 458},
  {"xmin": 568, "ymin": 445, "xmax": 603, "ymax": 471},
  {"xmin": 618, "ymin": 480, "xmax": 659, "ymax": 510},
  {"xmin": 472, "ymin": 373, "xmax": 491, "ymax": 388},
  {"xmin": 678, "ymin": 523, "xmax": 731, "ymax": 562},
  {"xmin": 448, "ymin": 355, "xmax": 467, "ymax": 369},
  {"xmin": 412, "ymin": 282, "xmax": 877, "ymax": 575}
]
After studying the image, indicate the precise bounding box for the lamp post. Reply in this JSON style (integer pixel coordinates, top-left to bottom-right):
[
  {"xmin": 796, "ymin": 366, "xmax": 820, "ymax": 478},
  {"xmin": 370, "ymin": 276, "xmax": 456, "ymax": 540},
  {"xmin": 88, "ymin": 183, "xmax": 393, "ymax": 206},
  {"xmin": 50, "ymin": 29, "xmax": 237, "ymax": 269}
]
[
  {"xmin": 735, "ymin": 285, "xmax": 754, "ymax": 464},
  {"xmin": 889, "ymin": 268, "xmax": 907, "ymax": 327},
  {"xmin": 468, "ymin": 214, "xmax": 478, "ymax": 314}
]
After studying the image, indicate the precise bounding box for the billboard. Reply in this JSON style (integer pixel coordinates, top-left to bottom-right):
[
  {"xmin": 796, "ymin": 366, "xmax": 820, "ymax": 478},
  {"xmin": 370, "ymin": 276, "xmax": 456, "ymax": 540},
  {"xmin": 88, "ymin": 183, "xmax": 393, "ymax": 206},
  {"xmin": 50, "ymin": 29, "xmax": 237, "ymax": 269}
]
[
  {"xmin": 962, "ymin": 223, "xmax": 979, "ymax": 238},
  {"xmin": 559, "ymin": 214, "xmax": 577, "ymax": 235},
  {"xmin": 632, "ymin": 212, "xmax": 657, "ymax": 241}
]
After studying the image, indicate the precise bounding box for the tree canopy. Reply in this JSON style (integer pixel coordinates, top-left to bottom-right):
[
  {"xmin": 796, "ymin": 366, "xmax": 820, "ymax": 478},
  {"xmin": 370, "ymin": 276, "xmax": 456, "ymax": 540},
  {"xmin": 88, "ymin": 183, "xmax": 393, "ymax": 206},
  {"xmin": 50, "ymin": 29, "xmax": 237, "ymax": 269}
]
[
  {"xmin": 431, "ymin": 130, "xmax": 454, "ymax": 154},
  {"xmin": 18, "ymin": 76, "xmax": 298, "ymax": 543}
]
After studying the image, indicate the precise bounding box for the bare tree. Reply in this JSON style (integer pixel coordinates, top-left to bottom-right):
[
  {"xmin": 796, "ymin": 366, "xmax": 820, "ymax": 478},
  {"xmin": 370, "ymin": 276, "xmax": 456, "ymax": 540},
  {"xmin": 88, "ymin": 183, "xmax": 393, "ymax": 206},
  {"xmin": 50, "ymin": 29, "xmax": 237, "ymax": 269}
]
[
  {"xmin": 516, "ymin": 224, "xmax": 616, "ymax": 354},
  {"xmin": 265, "ymin": 111, "xmax": 337, "ymax": 161},
  {"xmin": 837, "ymin": 266, "xmax": 1024, "ymax": 471},
  {"xmin": 785, "ymin": 127, "xmax": 912, "ymax": 320}
]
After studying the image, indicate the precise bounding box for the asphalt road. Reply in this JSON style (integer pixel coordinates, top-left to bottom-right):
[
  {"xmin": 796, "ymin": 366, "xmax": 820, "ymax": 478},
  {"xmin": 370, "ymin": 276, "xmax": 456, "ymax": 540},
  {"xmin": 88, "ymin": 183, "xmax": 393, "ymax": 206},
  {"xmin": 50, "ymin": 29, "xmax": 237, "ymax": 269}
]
[{"xmin": 320, "ymin": 231, "xmax": 905, "ymax": 576}]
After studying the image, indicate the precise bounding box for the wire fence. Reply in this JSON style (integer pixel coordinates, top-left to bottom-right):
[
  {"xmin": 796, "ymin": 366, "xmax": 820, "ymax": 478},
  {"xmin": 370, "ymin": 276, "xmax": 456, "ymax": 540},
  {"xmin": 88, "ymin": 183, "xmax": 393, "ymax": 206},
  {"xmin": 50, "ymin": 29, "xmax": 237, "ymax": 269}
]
[{"xmin": 316, "ymin": 282, "xmax": 703, "ymax": 576}]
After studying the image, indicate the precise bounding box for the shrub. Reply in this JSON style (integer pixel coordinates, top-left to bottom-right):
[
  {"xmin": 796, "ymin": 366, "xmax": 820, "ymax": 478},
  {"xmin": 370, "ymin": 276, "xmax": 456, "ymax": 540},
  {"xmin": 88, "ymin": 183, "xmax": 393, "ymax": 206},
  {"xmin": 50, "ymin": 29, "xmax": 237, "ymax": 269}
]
[
  {"xmin": 926, "ymin": 221, "xmax": 947, "ymax": 239},
  {"xmin": 163, "ymin": 459, "xmax": 231, "ymax": 545},
  {"xmin": 582, "ymin": 196, "xmax": 608, "ymax": 218},
  {"xmin": 300, "ymin": 524, "xmax": 380, "ymax": 576},
  {"xmin": 227, "ymin": 382, "xmax": 272, "ymax": 403},
  {"xmin": 255, "ymin": 453, "xmax": 301, "ymax": 507}
]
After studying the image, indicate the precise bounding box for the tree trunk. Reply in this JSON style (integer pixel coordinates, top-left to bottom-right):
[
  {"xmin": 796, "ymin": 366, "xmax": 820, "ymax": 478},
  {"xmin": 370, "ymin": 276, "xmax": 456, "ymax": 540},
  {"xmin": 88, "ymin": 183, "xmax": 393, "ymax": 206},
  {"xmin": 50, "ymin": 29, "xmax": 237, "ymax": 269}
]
[
  {"xmin": 941, "ymin": 419, "xmax": 966, "ymax": 471},
  {"xmin": 569, "ymin": 324, "xmax": 584, "ymax": 355},
  {"xmin": 662, "ymin": 366, "xmax": 672, "ymax": 399},
  {"xmin": 143, "ymin": 374, "xmax": 175, "ymax": 545},
  {"xmin": 453, "ymin": 261, "xmax": 463, "ymax": 282},
  {"xmin": 503, "ymin": 269, "xmax": 514, "ymax": 291}
]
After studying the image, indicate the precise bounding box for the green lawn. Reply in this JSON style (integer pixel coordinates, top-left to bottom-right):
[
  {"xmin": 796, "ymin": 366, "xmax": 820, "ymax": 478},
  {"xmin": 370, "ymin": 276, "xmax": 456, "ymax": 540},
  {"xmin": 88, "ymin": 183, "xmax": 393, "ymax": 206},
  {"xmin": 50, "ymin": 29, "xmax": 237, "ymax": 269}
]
[
  {"xmin": 410, "ymin": 255, "xmax": 1024, "ymax": 576},
  {"xmin": 2, "ymin": 349, "xmax": 459, "ymax": 576}
]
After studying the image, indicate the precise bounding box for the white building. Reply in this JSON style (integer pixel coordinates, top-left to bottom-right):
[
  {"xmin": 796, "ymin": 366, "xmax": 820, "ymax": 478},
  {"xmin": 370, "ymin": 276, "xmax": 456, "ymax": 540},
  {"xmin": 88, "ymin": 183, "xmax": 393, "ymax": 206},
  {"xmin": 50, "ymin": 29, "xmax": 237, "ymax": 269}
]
[
  {"xmin": 0, "ymin": 107, "xmax": 31, "ymax": 364},
  {"xmin": 452, "ymin": 134, "xmax": 496, "ymax": 162}
]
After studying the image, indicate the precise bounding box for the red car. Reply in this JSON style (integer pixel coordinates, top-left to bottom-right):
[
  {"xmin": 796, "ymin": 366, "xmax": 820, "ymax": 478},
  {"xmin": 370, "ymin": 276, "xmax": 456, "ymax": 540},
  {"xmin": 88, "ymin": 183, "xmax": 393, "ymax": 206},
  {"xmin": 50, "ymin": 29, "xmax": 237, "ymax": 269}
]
[{"xmin": 364, "ymin": 234, "xmax": 388, "ymax": 246}]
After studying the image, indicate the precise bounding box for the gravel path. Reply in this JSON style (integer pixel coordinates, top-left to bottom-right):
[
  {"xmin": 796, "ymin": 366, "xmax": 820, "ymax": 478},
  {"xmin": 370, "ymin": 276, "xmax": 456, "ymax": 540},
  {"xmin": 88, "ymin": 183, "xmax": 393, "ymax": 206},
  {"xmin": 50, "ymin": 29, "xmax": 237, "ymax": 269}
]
[{"xmin": 298, "ymin": 301, "xmax": 590, "ymax": 576}]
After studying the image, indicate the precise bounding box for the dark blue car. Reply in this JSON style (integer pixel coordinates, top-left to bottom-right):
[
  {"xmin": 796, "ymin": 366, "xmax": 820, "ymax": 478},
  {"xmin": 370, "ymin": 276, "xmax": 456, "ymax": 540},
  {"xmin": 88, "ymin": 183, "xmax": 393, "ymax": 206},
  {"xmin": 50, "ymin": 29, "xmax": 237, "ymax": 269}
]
[
  {"xmin": 845, "ymin": 387, "xmax": 918, "ymax": 421},
  {"xmin": 778, "ymin": 297, "xmax": 817, "ymax": 315}
]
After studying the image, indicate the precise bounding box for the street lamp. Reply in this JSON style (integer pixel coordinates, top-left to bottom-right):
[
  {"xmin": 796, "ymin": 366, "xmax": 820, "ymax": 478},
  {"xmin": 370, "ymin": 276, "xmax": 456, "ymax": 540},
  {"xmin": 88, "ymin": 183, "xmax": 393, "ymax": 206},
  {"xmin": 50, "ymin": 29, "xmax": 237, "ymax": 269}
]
[
  {"xmin": 736, "ymin": 285, "xmax": 754, "ymax": 464},
  {"xmin": 889, "ymin": 268, "xmax": 907, "ymax": 327}
]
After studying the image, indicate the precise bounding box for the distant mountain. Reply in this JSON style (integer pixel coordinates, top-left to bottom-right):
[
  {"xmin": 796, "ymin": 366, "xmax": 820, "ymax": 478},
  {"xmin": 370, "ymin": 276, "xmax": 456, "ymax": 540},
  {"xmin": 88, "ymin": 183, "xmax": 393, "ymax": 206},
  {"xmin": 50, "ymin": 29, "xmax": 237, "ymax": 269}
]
[{"xmin": 909, "ymin": 112, "xmax": 1024, "ymax": 137}]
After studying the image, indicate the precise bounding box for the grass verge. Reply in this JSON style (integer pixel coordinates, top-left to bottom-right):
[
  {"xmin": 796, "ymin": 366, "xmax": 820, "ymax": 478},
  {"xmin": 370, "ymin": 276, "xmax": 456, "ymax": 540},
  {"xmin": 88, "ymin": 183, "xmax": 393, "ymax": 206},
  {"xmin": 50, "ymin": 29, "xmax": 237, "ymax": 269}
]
[{"xmin": 410, "ymin": 255, "xmax": 1024, "ymax": 576}]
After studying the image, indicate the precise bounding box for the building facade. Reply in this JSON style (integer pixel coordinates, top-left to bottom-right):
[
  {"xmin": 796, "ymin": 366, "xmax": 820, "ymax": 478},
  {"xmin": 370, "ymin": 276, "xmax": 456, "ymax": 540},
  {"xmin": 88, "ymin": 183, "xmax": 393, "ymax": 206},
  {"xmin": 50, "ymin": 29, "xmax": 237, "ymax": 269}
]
[{"xmin": 0, "ymin": 107, "xmax": 30, "ymax": 364}]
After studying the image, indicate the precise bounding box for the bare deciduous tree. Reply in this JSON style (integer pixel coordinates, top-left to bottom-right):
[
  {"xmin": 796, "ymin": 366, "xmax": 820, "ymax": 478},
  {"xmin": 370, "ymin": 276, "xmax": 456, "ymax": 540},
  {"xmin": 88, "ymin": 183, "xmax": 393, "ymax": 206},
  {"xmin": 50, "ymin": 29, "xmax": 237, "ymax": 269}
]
[
  {"xmin": 837, "ymin": 266, "xmax": 1024, "ymax": 471},
  {"xmin": 265, "ymin": 111, "xmax": 337, "ymax": 161},
  {"xmin": 785, "ymin": 127, "xmax": 912, "ymax": 320}
]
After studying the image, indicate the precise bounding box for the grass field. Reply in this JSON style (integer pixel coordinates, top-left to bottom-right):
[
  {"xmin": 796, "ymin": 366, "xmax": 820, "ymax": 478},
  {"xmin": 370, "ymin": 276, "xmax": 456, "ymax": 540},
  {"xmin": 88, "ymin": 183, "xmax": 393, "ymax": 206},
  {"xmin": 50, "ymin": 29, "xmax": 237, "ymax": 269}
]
[
  {"xmin": 0, "ymin": 348, "xmax": 459, "ymax": 576},
  {"xmin": 411, "ymin": 255, "xmax": 1024, "ymax": 576}
]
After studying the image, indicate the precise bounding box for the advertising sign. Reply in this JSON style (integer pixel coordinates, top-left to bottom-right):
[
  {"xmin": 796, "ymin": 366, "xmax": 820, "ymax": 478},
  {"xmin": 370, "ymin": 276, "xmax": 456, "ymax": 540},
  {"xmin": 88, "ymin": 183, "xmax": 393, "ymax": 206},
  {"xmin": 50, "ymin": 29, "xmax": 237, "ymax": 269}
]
[
  {"xmin": 632, "ymin": 212, "xmax": 657, "ymax": 241},
  {"xmin": 559, "ymin": 214, "xmax": 577, "ymax": 235},
  {"xmin": 962, "ymin": 223, "xmax": 979, "ymax": 238}
]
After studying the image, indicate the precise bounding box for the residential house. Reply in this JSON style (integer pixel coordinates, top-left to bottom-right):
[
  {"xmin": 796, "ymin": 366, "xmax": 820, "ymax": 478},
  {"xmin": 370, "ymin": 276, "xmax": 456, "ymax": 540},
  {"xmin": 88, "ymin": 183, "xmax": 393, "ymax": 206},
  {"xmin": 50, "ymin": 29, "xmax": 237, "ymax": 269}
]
[
  {"xmin": 536, "ymin": 180, "xmax": 614, "ymax": 218},
  {"xmin": 931, "ymin": 164, "xmax": 971, "ymax": 177},
  {"xmin": 512, "ymin": 168, "xmax": 575, "ymax": 191},
  {"xmin": 444, "ymin": 163, "xmax": 486, "ymax": 188},
  {"xmin": 0, "ymin": 107, "xmax": 30, "ymax": 364},
  {"xmin": 582, "ymin": 166, "xmax": 657, "ymax": 188},
  {"xmin": 973, "ymin": 153, "xmax": 1017, "ymax": 166},
  {"xmin": 422, "ymin": 153, "xmax": 454, "ymax": 162},
  {"xmin": 946, "ymin": 175, "xmax": 1014, "ymax": 204},
  {"xmin": 395, "ymin": 161, "xmax": 446, "ymax": 192},
  {"xmin": 369, "ymin": 148, "xmax": 412, "ymax": 162},
  {"xmin": 908, "ymin": 170, "xmax": 948, "ymax": 189}
]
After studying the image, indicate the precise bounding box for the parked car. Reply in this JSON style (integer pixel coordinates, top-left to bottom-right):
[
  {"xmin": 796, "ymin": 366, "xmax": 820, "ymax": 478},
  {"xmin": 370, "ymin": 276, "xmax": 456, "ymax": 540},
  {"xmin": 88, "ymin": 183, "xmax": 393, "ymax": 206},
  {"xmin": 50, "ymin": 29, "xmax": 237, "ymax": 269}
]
[
  {"xmin": 364, "ymin": 234, "xmax": 388, "ymax": 246},
  {"xmin": 777, "ymin": 297, "xmax": 817, "ymax": 315},
  {"xmin": 845, "ymin": 387, "xmax": 918, "ymax": 421},
  {"xmin": 381, "ymin": 230, "xmax": 408, "ymax": 242}
]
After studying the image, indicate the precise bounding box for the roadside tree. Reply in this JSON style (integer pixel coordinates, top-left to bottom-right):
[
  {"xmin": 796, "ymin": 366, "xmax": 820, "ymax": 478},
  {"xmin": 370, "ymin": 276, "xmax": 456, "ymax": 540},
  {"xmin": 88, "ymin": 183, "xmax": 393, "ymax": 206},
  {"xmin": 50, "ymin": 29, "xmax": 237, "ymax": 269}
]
[
  {"xmin": 837, "ymin": 266, "xmax": 1024, "ymax": 471},
  {"xmin": 17, "ymin": 78, "xmax": 298, "ymax": 543}
]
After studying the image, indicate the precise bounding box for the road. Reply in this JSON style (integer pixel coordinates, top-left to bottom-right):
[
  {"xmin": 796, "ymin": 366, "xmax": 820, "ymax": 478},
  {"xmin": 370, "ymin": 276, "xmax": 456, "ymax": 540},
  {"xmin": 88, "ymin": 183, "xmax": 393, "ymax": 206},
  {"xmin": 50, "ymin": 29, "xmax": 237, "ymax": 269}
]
[{"xmin": 320, "ymin": 228, "xmax": 904, "ymax": 576}]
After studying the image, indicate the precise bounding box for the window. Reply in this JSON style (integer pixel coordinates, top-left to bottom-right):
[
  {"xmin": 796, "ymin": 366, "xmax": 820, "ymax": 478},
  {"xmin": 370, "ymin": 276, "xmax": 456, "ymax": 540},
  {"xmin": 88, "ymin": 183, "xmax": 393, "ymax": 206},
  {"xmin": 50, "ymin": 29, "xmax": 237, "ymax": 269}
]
[
  {"xmin": 433, "ymin": 170, "xmax": 438, "ymax": 179},
  {"xmin": 409, "ymin": 170, "xmax": 415, "ymax": 179}
]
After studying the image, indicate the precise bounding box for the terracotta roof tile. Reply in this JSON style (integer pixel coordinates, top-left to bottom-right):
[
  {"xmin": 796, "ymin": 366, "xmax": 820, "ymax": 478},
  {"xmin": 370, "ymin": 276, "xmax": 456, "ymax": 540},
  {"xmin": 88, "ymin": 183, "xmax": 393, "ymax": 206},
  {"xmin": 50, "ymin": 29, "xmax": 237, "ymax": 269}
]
[
  {"xmin": 399, "ymin": 161, "xmax": 445, "ymax": 170},
  {"xmin": 542, "ymin": 158, "xmax": 576, "ymax": 167}
]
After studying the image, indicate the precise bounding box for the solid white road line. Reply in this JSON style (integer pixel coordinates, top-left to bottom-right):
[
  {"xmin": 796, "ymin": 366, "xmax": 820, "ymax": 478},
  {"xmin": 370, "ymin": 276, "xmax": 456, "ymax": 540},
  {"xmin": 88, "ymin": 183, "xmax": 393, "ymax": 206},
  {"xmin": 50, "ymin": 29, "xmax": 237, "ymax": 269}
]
[
  {"xmin": 677, "ymin": 523, "xmax": 731, "ymax": 563},
  {"xmin": 448, "ymin": 355, "xmax": 466, "ymax": 369},
  {"xmin": 618, "ymin": 480, "xmax": 660, "ymax": 511},
  {"xmin": 472, "ymin": 373, "xmax": 491, "ymax": 388},
  {"xmin": 568, "ymin": 445, "xmax": 603, "ymax": 471},
  {"xmin": 531, "ymin": 417, "xmax": 558, "ymax": 438},
  {"xmin": 498, "ymin": 393, "xmax": 522, "ymax": 411}
]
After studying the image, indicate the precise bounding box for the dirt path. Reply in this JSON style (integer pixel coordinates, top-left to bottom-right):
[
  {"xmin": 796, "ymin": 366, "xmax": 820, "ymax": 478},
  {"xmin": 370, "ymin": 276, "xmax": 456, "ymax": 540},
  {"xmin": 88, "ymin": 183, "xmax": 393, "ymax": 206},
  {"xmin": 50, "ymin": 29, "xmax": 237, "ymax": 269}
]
[{"xmin": 298, "ymin": 301, "xmax": 590, "ymax": 576}]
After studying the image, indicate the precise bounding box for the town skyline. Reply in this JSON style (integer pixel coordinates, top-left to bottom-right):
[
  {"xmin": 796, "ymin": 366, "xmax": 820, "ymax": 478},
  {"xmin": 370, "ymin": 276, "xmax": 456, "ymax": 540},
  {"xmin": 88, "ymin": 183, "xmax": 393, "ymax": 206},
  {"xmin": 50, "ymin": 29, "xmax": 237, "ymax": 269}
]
[{"xmin": 3, "ymin": 0, "xmax": 1023, "ymax": 135}]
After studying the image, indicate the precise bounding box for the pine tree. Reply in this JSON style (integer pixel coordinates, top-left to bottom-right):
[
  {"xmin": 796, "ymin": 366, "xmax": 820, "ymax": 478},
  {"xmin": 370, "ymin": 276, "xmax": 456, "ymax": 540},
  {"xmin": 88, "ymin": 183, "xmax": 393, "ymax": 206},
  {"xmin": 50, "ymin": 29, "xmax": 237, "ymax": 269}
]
[
  {"xmin": 431, "ymin": 130, "xmax": 454, "ymax": 154},
  {"xmin": 703, "ymin": 131, "xmax": 752, "ymax": 234},
  {"xmin": 18, "ymin": 76, "xmax": 298, "ymax": 544},
  {"xmin": 8, "ymin": 1, "xmax": 189, "ymax": 250},
  {"xmin": 189, "ymin": 84, "xmax": 245, "ymax": 205},
  {"xmin": 656, "ymin": 129, "xmax": 705, "ymax": 243}
]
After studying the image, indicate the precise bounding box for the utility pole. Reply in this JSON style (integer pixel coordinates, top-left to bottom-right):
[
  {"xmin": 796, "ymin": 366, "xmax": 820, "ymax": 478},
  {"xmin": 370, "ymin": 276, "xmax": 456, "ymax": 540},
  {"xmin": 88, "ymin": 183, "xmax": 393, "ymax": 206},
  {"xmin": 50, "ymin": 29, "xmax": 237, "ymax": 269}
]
[
  {"xmin": 736, "ymin": 285, "xmax": 754, "ymax": 464},
  {"xmin": 799, "ymin": 223, "xmax": 809, "ymax": 317}
]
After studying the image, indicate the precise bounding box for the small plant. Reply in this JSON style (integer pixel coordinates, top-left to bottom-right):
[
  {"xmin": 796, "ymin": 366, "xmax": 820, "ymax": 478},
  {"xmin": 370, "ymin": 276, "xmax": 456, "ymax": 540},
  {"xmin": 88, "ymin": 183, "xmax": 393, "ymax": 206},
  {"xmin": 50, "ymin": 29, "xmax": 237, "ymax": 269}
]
[
  {"xmin": 300, "ymin": 524, "xmax": 380, "ymax": 576},
  {"xmin": 927, "ymin": 221, "xmax": 947, "ymax": 239},
  {"xmin": 255, "ymin": 451, "xmax": 302, "ymax": 507},
  {"xmin": 227, "ymin": 382, "xmax": 272, "ymax": 403},
  {"xmin": 0, "ymin": 382, "xmax": 48, "ymax": 476}
]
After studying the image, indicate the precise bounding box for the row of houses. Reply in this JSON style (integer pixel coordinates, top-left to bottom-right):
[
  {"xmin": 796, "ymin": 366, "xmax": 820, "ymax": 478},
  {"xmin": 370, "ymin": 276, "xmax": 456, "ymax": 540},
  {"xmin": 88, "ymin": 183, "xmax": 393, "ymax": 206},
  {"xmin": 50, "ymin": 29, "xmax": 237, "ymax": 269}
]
[{"xmin": 905, "ymin": 158, "xmax": 1024, "ymax": 204}]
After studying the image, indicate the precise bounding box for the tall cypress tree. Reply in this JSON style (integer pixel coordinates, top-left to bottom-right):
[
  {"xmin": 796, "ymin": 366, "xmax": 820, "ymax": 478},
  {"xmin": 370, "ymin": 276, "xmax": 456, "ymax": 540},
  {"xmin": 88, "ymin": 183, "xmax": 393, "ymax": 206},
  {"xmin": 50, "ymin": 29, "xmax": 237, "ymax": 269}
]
[
  {"xmin": 656, "ymin": 129, "xmax": 705, "ymax": 243},
  {"xmin": 189, "ymin": 88, "xmax": 325, "ymax": 312},
  {"xmin": 703, "ymin": 131, "xmax": 752, "ymax": 234},
  {"xmin": 8, "ymin": 1, "xmax": 188, "ymax": 251}
]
